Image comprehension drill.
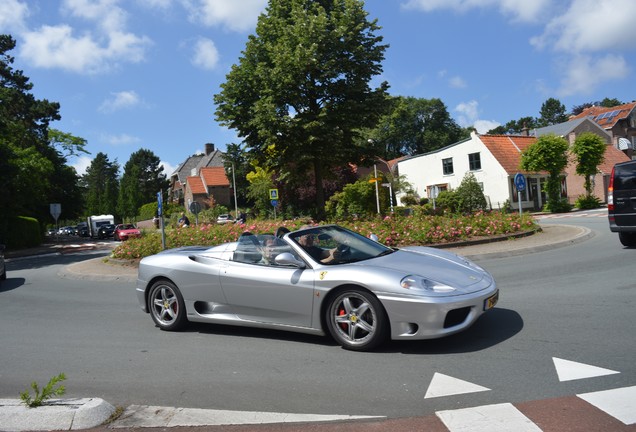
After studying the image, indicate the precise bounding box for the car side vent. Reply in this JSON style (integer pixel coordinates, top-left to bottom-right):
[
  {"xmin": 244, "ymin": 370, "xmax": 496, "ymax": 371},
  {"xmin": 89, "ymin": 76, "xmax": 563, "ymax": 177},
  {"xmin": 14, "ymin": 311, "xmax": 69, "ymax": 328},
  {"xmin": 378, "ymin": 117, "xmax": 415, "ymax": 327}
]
[{"xmin": 444, "ymin": 307, "xmax": 471, "ymax": 328}]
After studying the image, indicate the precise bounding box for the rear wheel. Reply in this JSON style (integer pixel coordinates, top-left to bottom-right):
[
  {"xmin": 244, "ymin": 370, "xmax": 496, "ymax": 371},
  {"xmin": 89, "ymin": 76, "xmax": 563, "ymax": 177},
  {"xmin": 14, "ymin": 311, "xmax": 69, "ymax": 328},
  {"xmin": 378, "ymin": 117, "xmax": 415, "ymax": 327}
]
[
  {"xmin": 618, "ymin": 232, "xmax": 636, "ymax": 247},
  {"xmin": 148, "ymin": 280, "xmax": 187, "ymax": 331},
  {"xmin": 325, "ymin": 289, "xmax": 388, "ymax": 351}
]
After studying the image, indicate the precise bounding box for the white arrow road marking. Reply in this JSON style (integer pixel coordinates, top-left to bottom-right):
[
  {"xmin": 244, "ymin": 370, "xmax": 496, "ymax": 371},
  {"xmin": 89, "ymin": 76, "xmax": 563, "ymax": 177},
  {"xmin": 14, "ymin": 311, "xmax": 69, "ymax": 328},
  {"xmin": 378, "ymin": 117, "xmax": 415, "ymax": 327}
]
[
  {"xmin": 111, "ymin": 405, "xmax": 384, "ymax": 428},
  {"xmin": 424, "ymin": 373, "xmax": 490, "ymax": 399},
  {"xmin": 436, "ymin": 403, "xmax": 542, "ymax": 432},
  {"xmin": 578, "ymin": 386, "xmax": 636, "ymax": 425},
  {"xmin": 552, "ymin": 357, "xmax": 620, "ymax": 382}
]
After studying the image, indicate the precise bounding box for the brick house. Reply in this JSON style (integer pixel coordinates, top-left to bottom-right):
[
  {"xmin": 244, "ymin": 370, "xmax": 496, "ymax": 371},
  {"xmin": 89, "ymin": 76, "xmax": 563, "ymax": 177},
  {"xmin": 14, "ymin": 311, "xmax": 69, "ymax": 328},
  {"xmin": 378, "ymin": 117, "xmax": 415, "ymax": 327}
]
[{"xmin": 169, "ymin": 143, "xmax": 232, "ymax": 211}]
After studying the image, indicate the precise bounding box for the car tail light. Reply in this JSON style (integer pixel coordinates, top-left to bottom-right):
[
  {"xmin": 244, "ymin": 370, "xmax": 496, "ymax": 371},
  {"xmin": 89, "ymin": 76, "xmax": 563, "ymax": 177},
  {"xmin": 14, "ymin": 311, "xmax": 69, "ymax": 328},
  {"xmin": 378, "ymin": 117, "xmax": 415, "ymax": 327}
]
[{"xmin": 607, "ymin": 167, "xmax": 615, "ymax": 211}]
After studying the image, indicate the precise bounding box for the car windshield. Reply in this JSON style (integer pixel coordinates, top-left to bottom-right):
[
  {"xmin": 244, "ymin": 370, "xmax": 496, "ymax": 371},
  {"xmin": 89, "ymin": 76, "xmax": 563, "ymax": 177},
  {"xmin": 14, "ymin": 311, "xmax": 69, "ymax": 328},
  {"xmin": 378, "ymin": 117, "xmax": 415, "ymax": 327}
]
[
  {"xmin": 121, "ymin": 224, "xmax": 136, "ymax": 230},
  {"xmin": 288, "ymin": 225, "xmax": 393, "ymax": 265}
]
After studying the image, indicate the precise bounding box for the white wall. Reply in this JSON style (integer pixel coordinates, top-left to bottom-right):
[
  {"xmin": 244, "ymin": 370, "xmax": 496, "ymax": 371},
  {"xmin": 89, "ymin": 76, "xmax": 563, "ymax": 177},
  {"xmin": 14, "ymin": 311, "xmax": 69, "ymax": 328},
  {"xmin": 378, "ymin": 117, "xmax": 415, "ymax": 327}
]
[{"xmin": 397, "ymin": 133, "xmax": 514, "ymax": 209}]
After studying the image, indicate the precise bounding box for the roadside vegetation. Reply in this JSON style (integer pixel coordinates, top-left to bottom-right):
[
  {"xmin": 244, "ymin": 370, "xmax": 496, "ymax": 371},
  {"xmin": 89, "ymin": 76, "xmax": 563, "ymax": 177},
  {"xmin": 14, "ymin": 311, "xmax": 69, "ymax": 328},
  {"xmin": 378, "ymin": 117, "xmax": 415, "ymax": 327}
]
[{"xmin": 111, "ymin": 210, "xmax": 537, "ymax": 260}]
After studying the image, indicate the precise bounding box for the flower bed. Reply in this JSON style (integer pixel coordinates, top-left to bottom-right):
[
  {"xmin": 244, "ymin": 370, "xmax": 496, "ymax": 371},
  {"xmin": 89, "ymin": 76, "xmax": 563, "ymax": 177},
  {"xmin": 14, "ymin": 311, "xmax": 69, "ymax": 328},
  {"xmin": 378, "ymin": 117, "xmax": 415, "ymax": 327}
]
[{"xmin": 111, "ymin": 211, "xmax": 537, "ymax": 260}]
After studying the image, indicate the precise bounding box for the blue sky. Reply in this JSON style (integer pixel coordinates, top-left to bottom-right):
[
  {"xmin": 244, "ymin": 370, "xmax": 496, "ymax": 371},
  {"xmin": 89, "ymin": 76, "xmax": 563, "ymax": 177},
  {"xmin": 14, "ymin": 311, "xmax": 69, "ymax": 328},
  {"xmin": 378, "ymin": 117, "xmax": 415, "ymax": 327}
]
[{"xmin": 1, "ymin": 0, "xmax": 634, "ymax": 177}]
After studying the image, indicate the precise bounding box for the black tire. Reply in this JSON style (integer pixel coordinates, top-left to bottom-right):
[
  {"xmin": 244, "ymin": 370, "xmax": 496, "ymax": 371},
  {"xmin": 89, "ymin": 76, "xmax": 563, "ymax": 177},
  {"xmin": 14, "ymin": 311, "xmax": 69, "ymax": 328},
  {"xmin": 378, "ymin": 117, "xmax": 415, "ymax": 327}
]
[
  {"xmin": 618, "ymin": 232, "xmax": 636, "ymax": 247},
  {"xmin": 148, "ymin": 280, "xmax": 188, "ymax": 331},
  {"xmin": 325, "ymin": 289, "xmax": 389, "ymax": 351}
]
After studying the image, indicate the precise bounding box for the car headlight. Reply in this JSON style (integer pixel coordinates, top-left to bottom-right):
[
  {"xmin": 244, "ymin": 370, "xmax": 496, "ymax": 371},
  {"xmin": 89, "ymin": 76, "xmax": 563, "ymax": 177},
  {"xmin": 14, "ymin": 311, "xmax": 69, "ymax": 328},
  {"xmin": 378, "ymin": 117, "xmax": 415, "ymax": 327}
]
[{"xmin": 400, "ymin": 275, "xmax": 456, "ymax": 293}]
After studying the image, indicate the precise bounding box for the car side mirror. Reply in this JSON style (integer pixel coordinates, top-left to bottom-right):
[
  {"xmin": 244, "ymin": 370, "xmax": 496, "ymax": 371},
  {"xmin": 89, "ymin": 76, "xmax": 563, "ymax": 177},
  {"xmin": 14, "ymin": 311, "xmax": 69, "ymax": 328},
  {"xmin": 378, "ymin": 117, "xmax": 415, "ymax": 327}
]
[{"xmin": 275, "ymin": 252, "xmax": 306, "ymax": 268}]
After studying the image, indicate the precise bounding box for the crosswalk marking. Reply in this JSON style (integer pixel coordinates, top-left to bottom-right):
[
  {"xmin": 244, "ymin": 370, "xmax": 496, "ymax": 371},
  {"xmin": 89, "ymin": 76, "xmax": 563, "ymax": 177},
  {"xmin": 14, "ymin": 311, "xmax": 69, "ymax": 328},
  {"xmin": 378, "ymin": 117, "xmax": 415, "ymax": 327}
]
[
  {"xmin": 425, "ymin": 373, "xmax": 490, "ymax": 399},
  {"xmin": 578, "ymin": 386, "xmax": 636, "ymax": 425},
  {"xmin": 553, "ymin": 357, "xmax": 620, "ymax": 382},
  {"xmin": 436, "ymin": 403, "xmax": 542, "ymax": 432}
]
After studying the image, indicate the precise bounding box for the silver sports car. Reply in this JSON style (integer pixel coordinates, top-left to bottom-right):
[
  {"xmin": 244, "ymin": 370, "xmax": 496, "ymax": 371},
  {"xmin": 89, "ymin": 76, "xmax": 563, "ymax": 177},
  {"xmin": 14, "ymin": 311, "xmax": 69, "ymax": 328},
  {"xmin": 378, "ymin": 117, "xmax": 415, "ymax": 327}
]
[{"xmin": 136, "ymin": 224, "xmax": 498, "ymax": 351}]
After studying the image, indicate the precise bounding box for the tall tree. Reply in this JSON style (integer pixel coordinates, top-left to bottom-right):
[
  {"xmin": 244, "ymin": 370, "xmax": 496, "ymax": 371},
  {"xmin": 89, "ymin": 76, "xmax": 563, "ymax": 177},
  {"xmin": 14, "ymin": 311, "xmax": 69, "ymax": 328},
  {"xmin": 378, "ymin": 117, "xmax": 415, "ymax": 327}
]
[
  {"xmin": 571, "ymin": 132, "xmax": 606, "ymax": 198},
  {"xmin": 367, "ymin": 96, "xmax": 467, "ymax": 158},
  {"xmin": 82, "ymin": 152, "xmax": 119, "ymax": 216},
  {"xmin": 520, "ymin": 134, "xmax": 570, "ymax": 212},
  {"xmin": 537, "ymin": 98, "xmax": 568, "ymax": 127},
  {"xmin": 0, "ymin": 34, "xmax": 84, "ymax": 239},
  {"xmin": 214, "ymin": 0, "xmax": 389, "ymax": 219},
  {"xmin": 487, "ymin": 116, "xmax": 537, "ymax": 135},
  {"xmin": 117, "ymin": 149, "xmax": 168, "ymax": 219}
]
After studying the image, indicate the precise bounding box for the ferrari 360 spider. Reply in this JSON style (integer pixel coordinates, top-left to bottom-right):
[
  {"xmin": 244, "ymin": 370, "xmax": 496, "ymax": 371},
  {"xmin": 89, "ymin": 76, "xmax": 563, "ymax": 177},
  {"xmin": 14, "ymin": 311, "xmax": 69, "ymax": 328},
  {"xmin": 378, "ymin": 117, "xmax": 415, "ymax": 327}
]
[{"xmin": 136, "ymin": 224, "xmax": 498, "ymax": 351}]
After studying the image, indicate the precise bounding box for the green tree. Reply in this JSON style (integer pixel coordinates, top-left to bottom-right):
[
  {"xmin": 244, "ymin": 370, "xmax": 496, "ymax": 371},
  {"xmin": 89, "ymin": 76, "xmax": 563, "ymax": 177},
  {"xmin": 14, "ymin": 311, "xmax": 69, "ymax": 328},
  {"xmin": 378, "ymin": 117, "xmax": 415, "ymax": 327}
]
[
  {"xmin": 214, "ymin": 0, "xmax": 389, "ymax": 219},
  {"xmin": 245, "ymin": 166, "xmax": 276, "ymax": 217},
  {"xmin": 82, "ymin": 152, "xmax": 119, "ymax": 216},
  {"xmin": 537, "ymin": 98, "xmax": 568, "ymax": 127},
  {"xmin": 223, "ymin": 143, "xmax": 251, "ymax": 210},
  {"xmin": 571, "ymin": 132, "xmax": 606, "ymax": 197},
  {"xmin": 0, "ymin": 34, "xmax": 85, "ymax": 238},
  {"xmin": 117, "ymin": 148, "xmax": 168, "ymax": 219},
  {"xmin": 454, "ymin": 172, "xmax": 487, "ymax": 213},
  {"xmin": 520, "ymin": 134, "xmax": 569, "ymax": 212},
  {"xmin": 325, "ymin": 175, "xmax": 384, "ymax": 219},
  {"xmin": 487, "ymin": 116, "xmax": 537, "ymax": 135},
  {"xmin": 367, "ymin": 96, "xmax": 467, "ymax": 158}
]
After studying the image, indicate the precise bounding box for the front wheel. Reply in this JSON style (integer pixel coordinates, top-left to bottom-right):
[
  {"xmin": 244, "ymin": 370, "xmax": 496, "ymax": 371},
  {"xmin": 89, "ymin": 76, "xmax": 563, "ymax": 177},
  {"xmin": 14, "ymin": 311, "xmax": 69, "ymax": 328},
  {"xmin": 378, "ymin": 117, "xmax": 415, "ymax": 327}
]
[
  {"xmin": 148, "ymin": 280, "xmax": 187, "ymax": 331},
  {"xmin": 325, "ymin": 289, "xmax": 388, "ymax": 351},
  {"xmin": 618, "ymin": 232, "xmax": 636, "ymax": 247}
]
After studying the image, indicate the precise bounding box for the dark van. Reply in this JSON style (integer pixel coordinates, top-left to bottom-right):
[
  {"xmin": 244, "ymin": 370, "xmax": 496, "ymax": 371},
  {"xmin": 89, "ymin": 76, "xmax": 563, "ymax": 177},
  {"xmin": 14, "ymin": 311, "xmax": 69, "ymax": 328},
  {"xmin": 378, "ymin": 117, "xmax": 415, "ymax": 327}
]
[{"xmin": 608, "ymin": 160, "xmax": 636, "ymax": 246}]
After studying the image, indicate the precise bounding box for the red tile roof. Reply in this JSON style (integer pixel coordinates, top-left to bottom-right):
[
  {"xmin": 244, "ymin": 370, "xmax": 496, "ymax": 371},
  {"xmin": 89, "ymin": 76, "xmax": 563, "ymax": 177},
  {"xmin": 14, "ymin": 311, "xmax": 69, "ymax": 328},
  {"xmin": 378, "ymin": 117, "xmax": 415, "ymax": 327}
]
[
  {"xmin": 599, "ymin": 145, "xmax": 631, "ymax": 174},
  {"xmin": 478, "ymin": 135, "xmax": 537, "ymax": 175},
  {"xmin": 186, "ymin": 176, "xmax": 207, "ymax": 195},
  {"xmin": 570, "ymin": 102, "xmax": 636, "ymax": 129},
  {"xmin": 200, "ymin": 167, "xmax": 230, "ymax": 187}
]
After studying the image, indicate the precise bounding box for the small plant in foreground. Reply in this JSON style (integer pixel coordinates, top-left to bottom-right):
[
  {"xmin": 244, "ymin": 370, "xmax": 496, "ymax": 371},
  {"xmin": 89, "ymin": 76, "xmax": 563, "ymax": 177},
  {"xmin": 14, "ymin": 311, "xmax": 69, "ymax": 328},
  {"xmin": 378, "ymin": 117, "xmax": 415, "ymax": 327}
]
[{"xmin": 20, "ymin": 373, "xmax": 67, "ymax": 408}]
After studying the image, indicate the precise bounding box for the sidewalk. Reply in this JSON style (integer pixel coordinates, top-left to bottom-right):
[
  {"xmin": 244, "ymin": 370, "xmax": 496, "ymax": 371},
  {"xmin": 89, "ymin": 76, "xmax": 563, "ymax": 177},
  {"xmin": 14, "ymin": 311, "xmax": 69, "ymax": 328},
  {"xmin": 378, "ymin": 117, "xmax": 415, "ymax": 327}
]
[{"xmin": 1, "ymin": 223, "xmax": 594, "ymax": 431}]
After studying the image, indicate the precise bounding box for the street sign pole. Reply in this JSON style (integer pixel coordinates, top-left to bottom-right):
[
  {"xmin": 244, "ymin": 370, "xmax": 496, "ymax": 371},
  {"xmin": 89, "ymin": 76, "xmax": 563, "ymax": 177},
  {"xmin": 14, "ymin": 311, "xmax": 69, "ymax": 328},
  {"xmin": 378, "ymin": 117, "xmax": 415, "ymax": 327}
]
[
  {"xmin": 514, "ymin": 173, "xmax": 527, "ymax": 216},
  {"xmin": 157, "ymin": 192, "xmax": 165, "ymax": 250}
]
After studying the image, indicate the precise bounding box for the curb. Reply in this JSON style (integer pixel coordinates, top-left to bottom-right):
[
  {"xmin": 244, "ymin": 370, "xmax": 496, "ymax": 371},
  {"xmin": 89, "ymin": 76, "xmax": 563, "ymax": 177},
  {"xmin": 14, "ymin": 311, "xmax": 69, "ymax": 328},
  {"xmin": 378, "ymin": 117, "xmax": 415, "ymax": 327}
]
[{"xmin": 0, "ymin": 398, "xmax": 115, "ymax": 431}]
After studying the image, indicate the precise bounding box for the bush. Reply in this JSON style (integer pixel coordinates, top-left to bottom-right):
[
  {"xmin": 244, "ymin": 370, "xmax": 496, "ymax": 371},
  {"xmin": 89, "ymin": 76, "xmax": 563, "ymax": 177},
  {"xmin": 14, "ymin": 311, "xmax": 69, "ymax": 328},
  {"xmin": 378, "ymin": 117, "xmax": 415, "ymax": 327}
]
[
  {"xmin": 435, "ymin": 190, "xmax": 460, "ymax": 213},
  {"xmin": 543, "ymin": 198, "xmax": 572, "ymax": 213},
  {"xmin": 5, "ymin": 216, "xmax": 41, "ymax": 249},
  {"xmin": 575, "ymin": 195, "xmax": 602, "ymax": 210},
  {"xmin": 111, "ymin": 211, "xmax": 539, "ymax": 260},
  {"xmin": 455, "ymin": 172, "xmax": 488, "ymax": 213}
]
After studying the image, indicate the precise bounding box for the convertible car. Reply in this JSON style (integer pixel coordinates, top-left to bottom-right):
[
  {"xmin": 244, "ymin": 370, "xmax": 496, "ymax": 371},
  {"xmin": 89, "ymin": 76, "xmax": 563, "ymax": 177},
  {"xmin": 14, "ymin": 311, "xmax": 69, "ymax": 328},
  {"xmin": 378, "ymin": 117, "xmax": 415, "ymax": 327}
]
[{"xmin": 136, "ymin": 224, "xmax": 498, "ymax": 351}]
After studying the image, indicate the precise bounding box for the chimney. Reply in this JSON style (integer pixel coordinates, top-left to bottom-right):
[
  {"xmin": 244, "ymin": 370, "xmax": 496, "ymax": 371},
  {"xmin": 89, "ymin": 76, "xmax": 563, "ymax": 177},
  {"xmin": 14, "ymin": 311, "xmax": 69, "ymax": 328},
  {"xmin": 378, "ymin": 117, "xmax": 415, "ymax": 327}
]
[{"xmin": 205, "ymin": 143, "xmax": 215, "ymax": 155}]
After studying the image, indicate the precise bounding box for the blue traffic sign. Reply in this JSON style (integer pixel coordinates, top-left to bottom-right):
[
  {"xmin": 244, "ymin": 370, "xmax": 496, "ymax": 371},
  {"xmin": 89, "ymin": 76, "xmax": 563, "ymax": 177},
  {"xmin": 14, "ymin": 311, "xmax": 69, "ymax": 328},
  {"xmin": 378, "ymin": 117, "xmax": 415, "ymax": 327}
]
[
  {"xmin": 514, "ymin": 173, "xmax": 526, "ymax": 192},
  {"xmin": 270, "ymin": 199, "xmax": 278, "ymax": 207}
]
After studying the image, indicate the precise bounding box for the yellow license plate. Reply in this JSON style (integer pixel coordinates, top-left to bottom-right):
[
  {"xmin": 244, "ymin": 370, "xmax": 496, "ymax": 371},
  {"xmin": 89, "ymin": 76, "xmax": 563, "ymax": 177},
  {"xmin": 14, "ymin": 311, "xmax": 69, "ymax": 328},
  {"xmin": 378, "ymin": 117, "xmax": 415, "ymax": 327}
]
[{"xmin": 484, "ymin": 291, "xmax": 499, "ymax": 310}]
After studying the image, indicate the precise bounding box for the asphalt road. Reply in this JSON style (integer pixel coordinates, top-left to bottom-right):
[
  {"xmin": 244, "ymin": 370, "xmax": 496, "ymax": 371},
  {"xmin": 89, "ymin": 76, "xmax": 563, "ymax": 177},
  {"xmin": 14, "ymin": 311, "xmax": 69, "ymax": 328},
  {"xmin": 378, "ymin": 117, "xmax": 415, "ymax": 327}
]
[{"xmin": 0, "ymin": 214, "xmax": 634, "ymax": 425}]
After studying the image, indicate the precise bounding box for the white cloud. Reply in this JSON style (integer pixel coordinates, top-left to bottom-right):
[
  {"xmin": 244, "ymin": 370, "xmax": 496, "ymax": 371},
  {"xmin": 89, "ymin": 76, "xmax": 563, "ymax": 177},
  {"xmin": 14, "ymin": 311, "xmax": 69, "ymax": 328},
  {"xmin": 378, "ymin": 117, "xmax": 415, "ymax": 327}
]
[
  {"xmin": 454, "ymin": 100, "xmax": 500, "ymax": 133},
  {"xmin": 184, "ymin": 0, "xmax": 267, "ymax": 32},
  {"xmin": 401, "ymin": 0, "xmax": 551, "ymax": 22},
  {"xmin": 70, "ymin": 155, "xmax": 92, "ymax": 176},
  {"xmin": 15, "ymin": 0, "xmax": 151, "ymax": 74},
  {"xmin": 191, "ymin": 37, "xmax": 219, "ymax": 70},
  {"xmin": 448, "ymin": 76, "xmax": 467, "ymax": 89},
  {"xmin": 101, "ymin": 133, "xmax": 142, "ymax": 146},
  {"xmin": 0, "ymin": 0, "xmax": 29, "ymax": 33},
  {"xmin": 556, "ymin": 54, "xmax": 629, "ymax": 97},
  {"xmin": 99, "ymin": 91, "xmax": 143, "ymax": 113},
  {"xmin": 160, "ymin": 160, "xmax": 177, "ymax": 176},
  {"xmin": 531, "ymin": 0, "xmax": 636, "ymax": 53}
]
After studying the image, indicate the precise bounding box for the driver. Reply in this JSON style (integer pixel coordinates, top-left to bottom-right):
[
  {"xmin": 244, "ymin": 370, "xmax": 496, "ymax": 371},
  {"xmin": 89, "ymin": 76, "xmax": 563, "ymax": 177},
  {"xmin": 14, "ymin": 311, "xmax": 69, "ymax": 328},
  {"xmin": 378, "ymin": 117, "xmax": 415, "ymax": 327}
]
[{"xmin": 297, "ymin": 230, "xmax": 345, "ymax": 263}]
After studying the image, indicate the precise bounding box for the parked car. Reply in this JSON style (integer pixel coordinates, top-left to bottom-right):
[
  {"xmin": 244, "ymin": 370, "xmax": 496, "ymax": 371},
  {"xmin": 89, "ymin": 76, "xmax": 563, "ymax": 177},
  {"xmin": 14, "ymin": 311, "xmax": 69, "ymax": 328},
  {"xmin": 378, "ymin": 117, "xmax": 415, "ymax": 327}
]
[
  {"xmin": 97, "ymin": 224, "xmax": 116, "ymax": 239},
  {"xmin": 216, "ymin": 214, "xmax": 233, "ymax": 224},
  {"xmin": 608, "ymin": 160, "xmax": 636, "ymax": 247},
  {"xmin": 135, "ymin": 224, "xmax": 498, "ymax": 351},
  {"xmin": 114, "ymin": 224, "xmax": 141, "ymax": 241},
  {"xmin": 0, "ymin": 244, "xmax": 6, "ymax": 282}
]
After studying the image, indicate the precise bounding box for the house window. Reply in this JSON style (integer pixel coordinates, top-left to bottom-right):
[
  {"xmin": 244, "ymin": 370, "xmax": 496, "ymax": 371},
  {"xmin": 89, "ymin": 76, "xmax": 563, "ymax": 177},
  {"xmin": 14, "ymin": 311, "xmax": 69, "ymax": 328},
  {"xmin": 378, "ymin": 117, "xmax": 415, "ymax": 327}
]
[
  {"xmin": 442, "ymin": 158, "xmax": 453, "ymax": 175},
  {"xmin": 469, "ymin": 152, "xmax": 481, "ymax": 171}
]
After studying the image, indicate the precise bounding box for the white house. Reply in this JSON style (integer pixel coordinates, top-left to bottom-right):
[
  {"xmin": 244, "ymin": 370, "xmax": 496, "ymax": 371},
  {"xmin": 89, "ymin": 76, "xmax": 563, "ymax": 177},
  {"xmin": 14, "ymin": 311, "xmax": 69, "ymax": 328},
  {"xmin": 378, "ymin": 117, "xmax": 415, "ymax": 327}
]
[{"xmin": 396, "ymin": 131, "xmax": 545, "ymax": 211}]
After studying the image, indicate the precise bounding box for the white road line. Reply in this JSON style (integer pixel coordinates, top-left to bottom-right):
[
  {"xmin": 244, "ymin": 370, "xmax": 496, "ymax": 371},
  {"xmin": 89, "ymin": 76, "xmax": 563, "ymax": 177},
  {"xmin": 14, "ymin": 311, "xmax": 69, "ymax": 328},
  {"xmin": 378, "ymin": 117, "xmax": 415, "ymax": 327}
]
[
  {"xmin": 552, "ymin": 357, "xmax": 620, "ymax": 382},
  {"xmin": 425, "ymin": 373, "xmax": 490, "ymax": 399},
  {"xmin": 436, "ymin": 403, "xmax": 542, "ymax": 432},
  {"xmin": 578, "ymin": 386, "xmax": 636, "ymax": 425}
]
